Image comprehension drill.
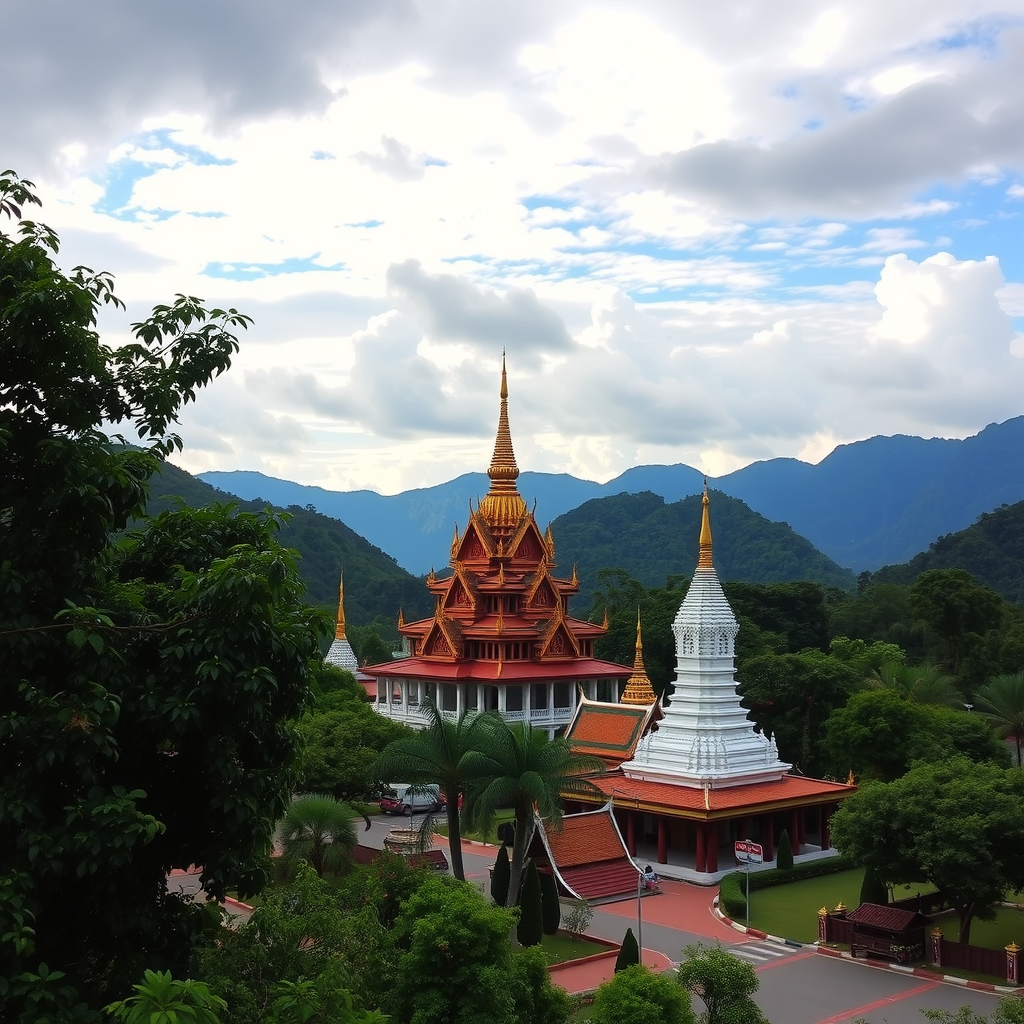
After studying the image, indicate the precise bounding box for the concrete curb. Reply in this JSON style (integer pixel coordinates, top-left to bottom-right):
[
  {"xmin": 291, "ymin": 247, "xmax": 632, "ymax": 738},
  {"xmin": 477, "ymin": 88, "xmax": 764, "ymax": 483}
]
[{"xmin": 711, "ymin": 894, "xmax": 802, "ymax": 947}]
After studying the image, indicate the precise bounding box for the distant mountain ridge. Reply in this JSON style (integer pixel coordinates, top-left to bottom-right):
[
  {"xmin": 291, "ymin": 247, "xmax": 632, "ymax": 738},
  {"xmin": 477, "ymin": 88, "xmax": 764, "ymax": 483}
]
[
  {"xmin": 550, "ymin": 491, "xmax": 856, "ymax": 606},
  {"xmin": 199, "ymin": 415, "xmax": 1024, "ymax": 576}
]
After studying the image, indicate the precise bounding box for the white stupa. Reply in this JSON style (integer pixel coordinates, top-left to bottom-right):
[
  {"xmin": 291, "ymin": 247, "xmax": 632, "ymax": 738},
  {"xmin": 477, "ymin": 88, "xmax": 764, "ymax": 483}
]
[
  {"xmin": 324, "ymin": 573, "xmax": 360, "ymax": 674},
  {"xmin": 620, "ymin": 484, "xmax": 791, "ymax": 789}
]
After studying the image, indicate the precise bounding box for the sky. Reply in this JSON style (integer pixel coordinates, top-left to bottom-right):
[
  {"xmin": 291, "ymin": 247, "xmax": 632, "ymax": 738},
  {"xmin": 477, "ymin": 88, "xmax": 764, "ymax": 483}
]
[{"xmin": 6, "ymin": 0, "xmax": 1024, "ymax": 494}]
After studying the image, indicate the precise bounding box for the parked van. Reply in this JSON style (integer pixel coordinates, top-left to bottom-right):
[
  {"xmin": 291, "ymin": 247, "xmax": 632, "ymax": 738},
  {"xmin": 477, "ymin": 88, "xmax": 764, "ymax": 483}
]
[{"xmin": 379, "ymin": 784, "xmax": 443, "ymax": 816}]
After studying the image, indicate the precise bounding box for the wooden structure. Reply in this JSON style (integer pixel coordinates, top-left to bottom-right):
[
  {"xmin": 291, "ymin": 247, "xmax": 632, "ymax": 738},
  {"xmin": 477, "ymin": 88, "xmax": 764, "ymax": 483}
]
[{"xmin": 846, "ymin": 902, "xmax": 930, "ymax": 963}]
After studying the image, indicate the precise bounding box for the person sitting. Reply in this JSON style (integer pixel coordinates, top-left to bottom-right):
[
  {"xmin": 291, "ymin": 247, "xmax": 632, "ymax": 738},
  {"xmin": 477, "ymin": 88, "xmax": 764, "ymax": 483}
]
[{"xmin": 642, "ymin": 865, "xmax": 660, "ymax": 889}]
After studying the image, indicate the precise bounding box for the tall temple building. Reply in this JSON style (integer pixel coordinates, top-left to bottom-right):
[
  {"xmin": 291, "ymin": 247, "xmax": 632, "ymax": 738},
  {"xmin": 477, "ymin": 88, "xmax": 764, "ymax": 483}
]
[
  {"xmin": 362, "ymin": 360, "xmax": 632, "ymax": 733},
  {"xmin": 560, "ymin": 485, "xmax": 855, "ymax": 882}
]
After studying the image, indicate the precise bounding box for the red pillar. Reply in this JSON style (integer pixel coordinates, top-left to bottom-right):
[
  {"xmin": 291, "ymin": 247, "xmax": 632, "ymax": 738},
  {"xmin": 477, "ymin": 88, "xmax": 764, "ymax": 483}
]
[
  {"xmin": 821, "ymin": 805, "xmax": 832, "ymax": 851},
  {"xmin": 789, "ymin": 809, "xmax": 801, "ymax": 855},
  {"xmin": 706, "ymin": 822, "xmax": 718, "ymax": 873},
  {"xmin": 626, "ymin": 812, "xmax": 636, "ymax": 857},
  {"xmin": 762, "ymin": 814, "xmax": 775, "ymax": 863},
  {"xmin": 695, "ymin": 823, "xmax": 707, "ymax": 873},
  {"xmin": 797, "ymin": 807, "xmax": 807, "ymax": 848},
  {"xmin": 657, "ymin": 817, "xmax": 668, "ymax": 864}
]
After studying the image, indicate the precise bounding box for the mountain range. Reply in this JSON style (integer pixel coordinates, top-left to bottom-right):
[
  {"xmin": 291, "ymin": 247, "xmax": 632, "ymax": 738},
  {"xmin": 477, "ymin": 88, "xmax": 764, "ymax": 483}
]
[{"xmin": 200, "ymin": 415, "xmax": 1024, "ymax": 576}]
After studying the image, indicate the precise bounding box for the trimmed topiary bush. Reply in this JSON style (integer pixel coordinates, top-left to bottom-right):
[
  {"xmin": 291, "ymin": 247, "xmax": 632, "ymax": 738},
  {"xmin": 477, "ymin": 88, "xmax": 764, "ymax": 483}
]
[
  {"xmin": 859, "ymin": 864, "xmax": 889, "ymax": 906},
  {"xmin": 615, "ymin": 927, "xmax": 640, "ymax": 972},
  {"xmin": 540, "ymin": 870, "xmax": 561, "ymax": 934},
  {"xmin": 491, "ymin": 844, "xmax": 510, "ymax": 906},
  {"xmin": 776, "ymin": 829, "xmax": 793, "ymax": 871},
  {"xmin": 517, "ymin": 859, "xmax": 544, "ymax": 947}
]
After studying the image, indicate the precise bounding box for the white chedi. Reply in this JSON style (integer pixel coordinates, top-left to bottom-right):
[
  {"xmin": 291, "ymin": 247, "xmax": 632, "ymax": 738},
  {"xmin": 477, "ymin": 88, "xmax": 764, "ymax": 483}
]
[{"xmin": 621, "ymin": 489, "xmax": 790, "ymax": 790}]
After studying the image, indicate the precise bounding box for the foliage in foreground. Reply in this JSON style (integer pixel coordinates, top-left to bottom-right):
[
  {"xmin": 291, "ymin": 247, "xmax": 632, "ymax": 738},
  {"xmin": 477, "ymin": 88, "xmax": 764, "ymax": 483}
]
[
  {"xmin": 591, "ymin": 964, "xmax": 694, "ymax": 1024},
  {"xmin": 676, "ymin": 942, "xmax": 768, "ymax": 1024}
]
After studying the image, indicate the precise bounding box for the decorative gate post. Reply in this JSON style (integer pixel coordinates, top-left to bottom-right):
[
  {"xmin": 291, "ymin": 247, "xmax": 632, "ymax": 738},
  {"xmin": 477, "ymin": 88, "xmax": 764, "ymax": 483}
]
[
  {"xmin": 818, "ymin": 906, "xmax": 829, "ymax": 944},
  {"xmin": 930, "ymin": 927, "xmax": 943, "ymax": 969},
  {"xmin": 1006, "ymin": 942, "xmax": 1019, "ymax": 986}
]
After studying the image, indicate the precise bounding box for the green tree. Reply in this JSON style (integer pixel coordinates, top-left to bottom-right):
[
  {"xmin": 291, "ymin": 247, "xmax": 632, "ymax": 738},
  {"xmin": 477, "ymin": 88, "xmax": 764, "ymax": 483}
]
[
  {"xmin": 507, "ymin": 945, "xmax": 573, "ymax": 1024},
  {"xmin": 864, "ymin": 661, "xmax": 963, "ymax": 708},
  {"xmin": 614, "ymin": 928, "xmax": 640, "ymax": 972},
  {"xmin": 348, "ymin": 623, "xmax": 396, "ymax": 668},
  {"xmin": 466, "ymin": 719, "xmax": 604, "ymax": 909},
  {"xmin": 491, "ymin": 845, "xmax": 511, "ymax": 906},
  {"xmin": 775, "ymin": 829, "xmax": 793, "ymax": 871},
  {"xmin": 830, "ymin": 758, "xmax": 1024, "ymax": 942},
  {"xmin": 1, "ymin": 171, "xmax": 322, "ymax": 1012},
  {"xmin": 737, "ymin": 651, "xmax": 858, "ymax": 775},
  {"xmin": 922, "ymin": 999, "xmax": 1024, "ymax": 1023},
  {"xmin": 592, "ymin": 964, "xmax": 694, "ymax": 1024},
  {"xmin": 280, "ymin": 794, "xmax": 358, "ymax": 878},
  {"xmin": 385, "ymin": 875, "xmax": 518, "ymax": 1024},
  {"xmin": 372, "ymin": 702, "xmax": 497, "ymax": 881},
  {"xmin": 540, "ymin": 870, "xmax": 561, "ymax": 935},
  {"xmin": 517, "ymin": 860, "xmax": 544, "ymax": 947},
  {"xmin": 859, "ymin": 865, "xmax": 889, "ymax": 906},
  {"xmin": 909, "ymin": 569, "xmax": 1003, "ymax": 673},
  {"xmin": 975, "ymin": 671, "xmax": 1024, "ymax": 766},
  {"xmin": 676, "ymin": 942, "xmax": 768, "ymax": 1024},
  {"xmin": 104, "ymin": 970, "xmax": 226, "ymax": 1024}
]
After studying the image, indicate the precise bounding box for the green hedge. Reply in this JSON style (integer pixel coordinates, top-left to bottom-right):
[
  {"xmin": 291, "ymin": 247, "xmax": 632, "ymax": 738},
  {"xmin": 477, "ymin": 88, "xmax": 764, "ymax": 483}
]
[{"xmin": 719, "ymin": 855, "xmax": 857, "ymax": 919}]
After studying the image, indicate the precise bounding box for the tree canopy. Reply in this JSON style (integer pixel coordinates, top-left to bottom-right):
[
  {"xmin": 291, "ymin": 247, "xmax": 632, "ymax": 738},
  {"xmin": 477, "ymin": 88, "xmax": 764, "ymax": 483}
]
[
  {"xmin": 830, "ymin": 758, "xmax": 1024, "ymax": 942},
  {"xmin": 0, "ymin": 171, "xmax": 325, "ymax": 1015}
]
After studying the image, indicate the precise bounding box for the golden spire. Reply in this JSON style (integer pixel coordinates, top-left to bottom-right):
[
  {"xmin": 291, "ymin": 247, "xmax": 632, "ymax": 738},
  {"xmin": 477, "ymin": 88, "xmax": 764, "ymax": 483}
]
[
  {"xmin": 479, "ymin": 354, "xmax": 527, "ymax": 528},
  {"xmin": 570, "ymin": 563, "xmax": 579, "ymax": 587},
  {"xmin": 698, "ymin": 478, "xmax": 714, "ymax": 569},
  {"xmin": 545, "ymin": 524, "xmax": 556, "ymax": 561},
  {"xmin": 621, "ymin": 608, "xmax": 657, "ymax": 705},
  {"xmin": 398, "ymin": 607, "xmax": 405, "ymax": 629},
  {"xmin": 602, "ymin": 607, "xmax": 609, "ymax": 630},
  {"xmin": 335, "ymin": 572, "xmax": 347, "ymax": 640},
  {"xmin": 450, "ymin": 524, "xmax": 460, "ymax": 560}
]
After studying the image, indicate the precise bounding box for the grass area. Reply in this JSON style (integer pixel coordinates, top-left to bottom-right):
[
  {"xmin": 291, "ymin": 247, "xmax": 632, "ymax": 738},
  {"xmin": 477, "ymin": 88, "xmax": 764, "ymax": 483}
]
[
  {"xmin": 436, "ymin": 808, "xmax": 516, "ymax": 845},
  {"xmin": 541, "ymin": 932, "xmax": 611, "ymax": 965},
  {"xmin": 933, "ymin": 904, "xmax": 1024, "ymax": 949}
]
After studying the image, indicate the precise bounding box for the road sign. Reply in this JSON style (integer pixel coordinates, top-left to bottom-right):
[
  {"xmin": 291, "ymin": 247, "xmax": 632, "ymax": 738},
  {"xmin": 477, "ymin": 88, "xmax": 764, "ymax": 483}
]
[{"xmin": 734, "ymin": 840, "xmax": 763, "ymax": 864}]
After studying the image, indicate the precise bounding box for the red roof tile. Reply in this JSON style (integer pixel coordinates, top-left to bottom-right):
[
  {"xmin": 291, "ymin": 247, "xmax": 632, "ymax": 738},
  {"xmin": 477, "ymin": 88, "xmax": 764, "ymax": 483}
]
[
  {"xmin": 545, "ymin": 811, "xmax": 628, "ymax": 868},
  {"xmin": 582, "ymin": 773, "xmax": 854, "ymax": 815},
  {"xmin": 567, "ymin": 705, "xmax": 647, "ymax": 756},
  {"xmin": 848, "ymin": 903, "xmax": 931, "ymax": 931},
  {"xmin": 362, "ymin": 656, "xmax": 629, "ymax": 681}
]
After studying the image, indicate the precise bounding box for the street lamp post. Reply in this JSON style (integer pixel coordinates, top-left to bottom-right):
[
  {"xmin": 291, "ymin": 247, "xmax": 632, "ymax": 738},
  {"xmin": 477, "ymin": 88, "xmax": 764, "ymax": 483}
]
[{"xmin": 637, "ymin": 868, "xmax": 644, "ymax": 965}]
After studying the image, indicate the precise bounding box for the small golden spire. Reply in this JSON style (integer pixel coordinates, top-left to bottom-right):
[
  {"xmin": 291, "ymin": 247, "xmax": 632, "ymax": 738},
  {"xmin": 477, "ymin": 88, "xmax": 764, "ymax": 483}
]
[
  {"xmin": 498, "ymin": 563, "xmax": 506, "ymax": 586},
  {"xmin": 479, "ymin": 354, "xmax": 527, "ymax": 528},
  {"xmin": 545, "ymin": 524, "xmax": 556, "ymax": 561},
  {"xmin": 335, "ymin": 573, "xmax": 347, "ymax": 640},
  {"xmin": 427, "ymin": 567, "xmax": 436, "ymax": 585},
  {"xmin": 496, "ymin": 605, "xmax": 505, "ymax": 634},
  {"xmin": 398, "ymin": 607, "xmax": 405, "ymax": 629},
  {"xmin": 570, "ymin": 563, "xmax": 579, "ymax": 587},
  {"xmin": 450, "ymin": 524, "xmax": 460, "ymax": 559},
  {"xmin": 602, "ymin": 607, "xmax": 609, "ymax": 629},
  {"xmin": 698, "ymin": 478, "xmax": 714, "ymax": 569},
  {"xmin": 621, "ymin": 608, "xmax": 657, "ymax": 705}
]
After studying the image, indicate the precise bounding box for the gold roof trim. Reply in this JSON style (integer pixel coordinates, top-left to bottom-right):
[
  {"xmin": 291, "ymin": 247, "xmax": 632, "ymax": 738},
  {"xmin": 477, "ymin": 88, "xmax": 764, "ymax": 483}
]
[
  {"xmin": 621, "ymin": 608, "xmax": 657, "ymax": 706},
  {"xmin": 479, "ymin": 355, "xmax": 527, "ymax": 527},
  {"xmin": 335, "ymin": 572, "xmax": 347, "ymax": 640},
  {"xmin": 698, "ymin": 478, "xmax": 714, "ymax": 569}
]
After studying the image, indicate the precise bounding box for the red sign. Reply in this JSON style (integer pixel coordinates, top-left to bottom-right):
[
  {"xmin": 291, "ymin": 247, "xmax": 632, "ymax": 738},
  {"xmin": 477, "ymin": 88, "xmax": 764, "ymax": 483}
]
[{"xmin": 734, "ymin": 840, "xmax": 763, "ymax": 864}]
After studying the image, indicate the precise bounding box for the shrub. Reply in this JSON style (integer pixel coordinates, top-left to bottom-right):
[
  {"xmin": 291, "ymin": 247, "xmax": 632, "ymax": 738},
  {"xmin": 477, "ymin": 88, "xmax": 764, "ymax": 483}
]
[
  {"xmin": 591, "ymin": 965, "xmax": 694, "ymax": 1024},
  {"xmin": 615, "ymin": 927, "xmax": 640, "ymax": 972},
  {"xmin": 776, "ymin": 829, "xmax": 793, "ymax": 871},
  {"xmin": 540, "ymin": 870, "xmax": 561, "ymax": 934},
  {"xmin": 491, "ymin": 844, "xmax": 511, "ymax": 906},
  {"xmin": 517, "ymin": 860, "xmax": 544, "ymax": 947},
  {"xmin": 563, "ymin": 898, "xmax": 594, "ymax": 940}
]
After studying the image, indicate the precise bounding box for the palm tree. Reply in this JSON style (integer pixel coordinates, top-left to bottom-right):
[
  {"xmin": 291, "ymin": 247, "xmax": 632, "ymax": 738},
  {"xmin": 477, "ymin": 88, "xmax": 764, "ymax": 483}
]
[
  {"xmin": 279, "ymin": 793, "xmax": 358, "ymax": 878},
  {"xmin": 865, "ymin": 661, "xmax": 962, "ymax": 708},
  {"xmin": 465, "ymin": 718, "xmax": 605, "ymax": 909},
  {"xmin": 974, "ymin": 671, "xmax": 1024, "ymax": 766},
  {"xmin": 372, "ymin": 701, "xmax": 497, "ymax": 881}
]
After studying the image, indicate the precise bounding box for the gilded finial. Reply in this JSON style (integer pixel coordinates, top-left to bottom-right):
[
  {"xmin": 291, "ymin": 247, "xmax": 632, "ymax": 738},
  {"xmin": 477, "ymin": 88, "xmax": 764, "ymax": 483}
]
[
  {"xmin": 427, "ymin": 567, "xmax": 436, "ymax": 585},
  {"xmin": 621, "ymin": 608, "xmax": 657, "ymax": 705},
  {"xmin": 398, "ymin": 607, "xmax": 405, "ymax": 629},
  {"xmin": 602, "ymin": 607, "xmax": 609, "ymax": 629},
  {"xmin": 479, "ymin": 355, "xmax": 527, "ymax": 528},
  {"xmin": 698, "ymin": 478, "xmax": 713, "ymax": 569},
  {"xmin": 545, "ymin": 524, "xmax": 555, "ymax": 561},
  {"xmin": 450, "ymin": 524, "xmax": 460, "ymax": 559},
  {"xmin": 335, "ymin": 572, "xmax": 347, "ymax": 640},
  {"xmin": 570, "ymin": 563, "xmax": 579, "ymax": 587}
]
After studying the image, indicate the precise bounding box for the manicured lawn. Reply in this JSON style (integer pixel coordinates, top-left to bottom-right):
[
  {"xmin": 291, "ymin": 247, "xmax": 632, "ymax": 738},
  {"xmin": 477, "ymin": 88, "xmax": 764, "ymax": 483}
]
[
  {"xmin": 933, "ymin": 904, "xmax": 1024, "ymax": 949},
  {"xmin": 541, "ymin": 932, "xmax": 612, "ymax": 965},
  {"xmin": 742, "ymin": 868, "xmax": 866, "ymax": 942},
  {"xmin": 437, "ymin": 808, "xmax": 516, "ymax": 845}
]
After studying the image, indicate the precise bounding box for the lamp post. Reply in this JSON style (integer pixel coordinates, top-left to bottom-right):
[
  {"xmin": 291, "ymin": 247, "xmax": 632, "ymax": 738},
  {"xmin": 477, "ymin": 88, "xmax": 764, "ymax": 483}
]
[{"xmin": 637, "ymin": 867, "xmax": 644, "ymax": 964}]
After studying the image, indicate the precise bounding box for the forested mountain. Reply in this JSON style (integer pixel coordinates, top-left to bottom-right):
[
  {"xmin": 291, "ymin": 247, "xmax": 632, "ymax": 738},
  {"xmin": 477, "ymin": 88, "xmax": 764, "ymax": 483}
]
[
  {"xmin": 870, "ymin": 500, "xmax": 1024, "ymax": 604},
  {"xmin": 149, "ymin": 462, "xmax": 432, "ymax": 623},
  {"xmin": 201, "ymin": 416, "xmax": 1024, "ymax": 576},
  {"xmin": 549, "ymin": 490, "xmax": 855, "ymax": 607}
]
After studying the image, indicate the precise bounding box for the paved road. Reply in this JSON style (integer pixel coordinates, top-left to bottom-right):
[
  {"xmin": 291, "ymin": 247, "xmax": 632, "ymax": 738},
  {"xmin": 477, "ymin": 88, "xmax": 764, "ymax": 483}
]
[{"xmin": 368, "ymin": 816, "xmax": 1008, "ymax": 1024}]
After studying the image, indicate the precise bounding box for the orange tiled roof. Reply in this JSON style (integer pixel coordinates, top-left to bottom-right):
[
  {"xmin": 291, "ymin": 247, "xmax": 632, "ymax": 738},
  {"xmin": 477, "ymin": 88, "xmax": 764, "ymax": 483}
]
[
  {"xmin": 567, "ymin": 704, "xmax": 648, "ymax": 757},
  {"xmin": 545, "ymin": 810, "xmax": 628, "ymax": 868},
  {"xmin": 585, "ymin": 773, "xmax": 854, "ymax": 816}
]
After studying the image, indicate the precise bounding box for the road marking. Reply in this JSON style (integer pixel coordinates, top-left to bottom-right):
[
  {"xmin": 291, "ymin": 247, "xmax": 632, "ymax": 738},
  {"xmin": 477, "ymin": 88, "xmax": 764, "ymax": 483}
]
[
  {"xmin": 727, "ymin": 941, "xmax": 797, "ymax": 963},
  {"xmin": 814, "ymin": 979, "xmax": 939, "ymax": 1024}
]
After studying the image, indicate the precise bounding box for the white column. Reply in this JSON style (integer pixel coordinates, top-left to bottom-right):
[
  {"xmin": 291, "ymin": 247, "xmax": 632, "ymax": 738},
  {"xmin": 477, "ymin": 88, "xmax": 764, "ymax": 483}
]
[
  {"xmin": 401, "ymin": 680, "xmax": 409, "ymax": 715},
  {"xmin": 547, "ymin": 682, "xmax": 554, "ymax": 721},
  {"xmin": 417, "ymin": 680, "xmax": 424, "ymax": 705},
  {"xmin": 456, "ymin": 684, "xmax": 464, "ymax": 717},
  {"xmin": 498, "ymin": 687, "xmax": 507, "ymax": 714},
  {"xmin": 587, "ymin": 680, "xmax": 597, "ymax": 701}
]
